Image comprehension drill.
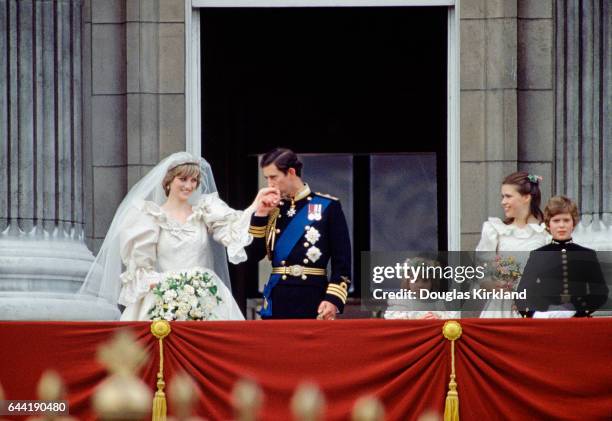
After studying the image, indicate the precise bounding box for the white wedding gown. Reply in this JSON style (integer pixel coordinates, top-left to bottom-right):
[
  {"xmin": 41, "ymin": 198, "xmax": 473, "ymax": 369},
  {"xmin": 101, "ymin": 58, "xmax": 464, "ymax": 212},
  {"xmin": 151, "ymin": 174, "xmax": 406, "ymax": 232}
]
[
  {"xmin": 118, "ymin": 194, "xmax": 253, "ymax": 321},
  {"xmin": 476, "ymin": 217, "xmax": 550, "ymax": 318}
]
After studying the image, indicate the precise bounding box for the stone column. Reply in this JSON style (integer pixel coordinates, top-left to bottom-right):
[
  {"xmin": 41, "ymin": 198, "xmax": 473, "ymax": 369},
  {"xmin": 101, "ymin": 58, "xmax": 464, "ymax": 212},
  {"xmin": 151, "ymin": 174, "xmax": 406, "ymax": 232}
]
[
  {"xmin": 554, "ymin": 0, "xmax": 611, "ymax": 249},
  {"xmin": 0, "ymin": 0, "xmax": 119, "ymax": 319}
]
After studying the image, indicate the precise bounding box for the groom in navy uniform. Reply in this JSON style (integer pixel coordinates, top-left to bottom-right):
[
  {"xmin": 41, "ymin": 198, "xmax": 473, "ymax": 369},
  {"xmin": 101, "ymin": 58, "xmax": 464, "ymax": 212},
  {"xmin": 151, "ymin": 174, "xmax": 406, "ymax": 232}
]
[{"xmin": 246, "ymin": 148, "xmax": 352, "ymax": 319}]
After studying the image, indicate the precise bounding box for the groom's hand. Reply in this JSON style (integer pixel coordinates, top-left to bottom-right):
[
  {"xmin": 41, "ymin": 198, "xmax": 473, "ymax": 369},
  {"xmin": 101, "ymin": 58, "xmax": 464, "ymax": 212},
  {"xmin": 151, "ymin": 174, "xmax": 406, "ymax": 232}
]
[{"xmin": 317, "ymin": 300, "xmax": 338, "ymax": 320}]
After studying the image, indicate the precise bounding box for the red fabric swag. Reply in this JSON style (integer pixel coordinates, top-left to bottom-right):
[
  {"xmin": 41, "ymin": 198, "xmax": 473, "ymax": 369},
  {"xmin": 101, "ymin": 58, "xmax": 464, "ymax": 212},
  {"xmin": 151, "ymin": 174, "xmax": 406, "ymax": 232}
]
[{"xmin": 0, "ymin": 319, "xmax": 610, "ymax": 421}]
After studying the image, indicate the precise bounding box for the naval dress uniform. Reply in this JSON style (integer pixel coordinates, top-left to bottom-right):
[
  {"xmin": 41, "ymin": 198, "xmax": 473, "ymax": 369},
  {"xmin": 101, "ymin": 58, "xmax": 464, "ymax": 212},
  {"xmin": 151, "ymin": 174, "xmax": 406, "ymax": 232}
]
[
  {"xmin": 516, "ymin": 239, "xmax": 609, "ymax": 317},
  {"xmin": 246, "ymin": 184, "xmax": 352, "ymax": 319}
]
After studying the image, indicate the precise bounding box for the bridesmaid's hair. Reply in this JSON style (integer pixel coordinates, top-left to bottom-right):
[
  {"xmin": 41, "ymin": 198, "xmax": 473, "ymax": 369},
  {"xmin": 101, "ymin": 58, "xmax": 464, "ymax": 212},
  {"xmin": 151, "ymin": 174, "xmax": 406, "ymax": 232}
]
[
  {"xmin": 502, "ymin": 171, "xmax": 544, "ymax": 224},
  {"xmin": 162, "ymin": 163, "xmax": 201, "ymax": 196},
  {"xmin": 260, "ymin": 147, "xmax": 303, "ymax": 177}
]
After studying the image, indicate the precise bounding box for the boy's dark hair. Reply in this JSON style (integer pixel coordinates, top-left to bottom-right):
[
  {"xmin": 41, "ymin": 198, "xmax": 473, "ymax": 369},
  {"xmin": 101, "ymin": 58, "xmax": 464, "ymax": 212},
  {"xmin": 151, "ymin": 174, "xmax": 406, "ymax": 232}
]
[
  {"xmin": 544, "ymin": 195, "xmax": 580, "ymax": 227},
  {"xmin": 260, "ymin": 148, "xmax": 303, "ymax": 177}
]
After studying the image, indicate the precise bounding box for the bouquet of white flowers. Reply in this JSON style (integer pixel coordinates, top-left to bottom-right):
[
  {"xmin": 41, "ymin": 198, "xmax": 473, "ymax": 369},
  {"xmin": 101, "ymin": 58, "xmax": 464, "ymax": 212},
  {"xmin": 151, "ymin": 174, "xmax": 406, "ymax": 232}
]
[{"xmin": 148, "ymin": 267, "xmax": 223, "ymax": 321}]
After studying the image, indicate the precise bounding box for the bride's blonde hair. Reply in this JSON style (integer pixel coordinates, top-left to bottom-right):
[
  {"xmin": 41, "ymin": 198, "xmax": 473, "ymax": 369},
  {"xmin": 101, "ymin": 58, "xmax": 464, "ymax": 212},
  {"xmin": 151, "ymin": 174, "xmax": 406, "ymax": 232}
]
[{"xmin": 162, "ymin": 163, "xmax": 201, "ymax": 196}]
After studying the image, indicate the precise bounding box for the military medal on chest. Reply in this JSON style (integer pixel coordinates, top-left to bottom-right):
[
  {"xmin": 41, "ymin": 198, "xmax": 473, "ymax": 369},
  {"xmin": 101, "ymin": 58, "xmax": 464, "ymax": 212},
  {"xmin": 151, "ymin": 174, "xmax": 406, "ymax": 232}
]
[
  {"xmin": 307, "ymin": 203, "xmax": 322, "ymax": 221},
  {"xmin": 286, "ymin": 198, "xmax": 296, "ymax": 217},
  {"xmin": 304, "ymin": 226, "xmax": 322, "ymax": 263}
]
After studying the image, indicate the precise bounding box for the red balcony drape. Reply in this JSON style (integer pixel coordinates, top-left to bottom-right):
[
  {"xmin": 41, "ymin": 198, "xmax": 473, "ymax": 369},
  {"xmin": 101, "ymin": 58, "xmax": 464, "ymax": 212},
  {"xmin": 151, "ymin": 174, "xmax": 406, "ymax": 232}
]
[{"xmin": 0, "ymin": 319, "xmax": 610, "ymax": 420}]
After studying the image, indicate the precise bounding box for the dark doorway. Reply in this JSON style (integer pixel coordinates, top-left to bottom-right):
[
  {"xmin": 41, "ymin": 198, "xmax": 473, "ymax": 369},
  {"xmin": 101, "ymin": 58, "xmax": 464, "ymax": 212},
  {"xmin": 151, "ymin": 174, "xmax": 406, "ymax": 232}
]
[{"xmin": 201, "ymin": 7, "xmax": 448, "ymax": 312}]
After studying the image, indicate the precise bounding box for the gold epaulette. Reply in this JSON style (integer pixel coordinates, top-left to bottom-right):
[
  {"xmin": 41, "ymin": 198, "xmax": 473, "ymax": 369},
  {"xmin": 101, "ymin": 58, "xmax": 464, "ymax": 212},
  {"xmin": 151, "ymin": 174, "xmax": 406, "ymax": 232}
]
[
  {"xmin": 315, "ymin": 192, "xmax": 339, "ymax": 201},
  {"xmin": 265, "ymin": 208, "xmax": 280, "ymax": 260}
]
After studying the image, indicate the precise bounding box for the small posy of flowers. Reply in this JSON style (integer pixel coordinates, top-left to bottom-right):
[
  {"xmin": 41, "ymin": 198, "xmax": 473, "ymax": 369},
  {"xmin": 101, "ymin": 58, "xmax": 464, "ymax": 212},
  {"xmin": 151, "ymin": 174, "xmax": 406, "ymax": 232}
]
[
  {"xmin": 494, "ymin": 255, "xmax": 522, "ymax": 291},
  {"xmin": 148, "ymin": 267, "xmax": 223, "ymax": 321}
]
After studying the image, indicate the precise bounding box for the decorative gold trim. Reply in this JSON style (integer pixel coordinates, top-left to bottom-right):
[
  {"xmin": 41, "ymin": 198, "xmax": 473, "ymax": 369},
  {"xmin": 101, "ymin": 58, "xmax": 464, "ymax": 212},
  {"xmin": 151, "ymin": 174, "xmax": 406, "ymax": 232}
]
[
  {"xmin": 327, "ymin": 284, "xmax": 348, "ymax": 298},
  {"xmin": 151, "ymin": 320, "xmax": 171, "ymax": 339},
  {"xmin": 265, "ymin": 208, "xmax": 280, "ymax": 260},
  {"xmin": 249, "ymin": 226, "xmax": 266, "ymax": 238},
  {"xmin": 315, "ymin": 192, "xmax": 339, "ymax": 201},
  {"xmin": 151, "ymin": 321, "xmax": 172, "ymax": 421},
  {"xmin": 272, "ymin": 266, "xmax": 326, "ymax": 276},
  {"xmin": 293, "ymin": 184, "xmax": 312, "ymax": 202},
  {"xmin": 443, "ymin": 320, "xmax": 462, "ymax": 341},
  {"xmin": 326, "ymin": 289, "xmax": 347, "ymax": 304},
  {"xmin": 326, "ymin": 290, "xmax": 347, "ymax": 301},
  {"xmin": 442, "ymin": 321, "xmax": 462, "ymax": 421}
]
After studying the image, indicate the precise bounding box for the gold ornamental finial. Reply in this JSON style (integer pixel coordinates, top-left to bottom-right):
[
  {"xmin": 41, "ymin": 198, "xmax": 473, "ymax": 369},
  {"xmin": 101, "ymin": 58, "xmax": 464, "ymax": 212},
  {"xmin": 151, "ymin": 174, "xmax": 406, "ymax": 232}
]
[
  {"xmin": 97, "ymin": 330, "xmax": 148, "ymax": 377},
  {"xmin": 442, "ymin": 321, "xmax": 462, "ymax": 421},
  {"xmin": 150, "ymin": 321, "xmax": 172, "ymax": 421},
  {"xmin": 442, "ymin": 321, "xmax": 462, "ymax": 342},
  {"xmin": 151, "ymin": 320, "xmax": 171, "ymax": 340},
  {"xmin": 417, "ymin": 410, "xmax": 443, "ymax": 421},
  {"xmin": 36, "ymin": 370, "xmax": 64, "ymax": 401},
  {"xmin": 28, "ymin": 371, "xmax": 77, "ymax": 421},
  {"xmin": 92, "ymin": 330, "xmax": 152, "ymax": 421},
  {"xmin": 291, "ymin": 382, "xmax": 325, "ymax": 421},
  {"xmin": 167, "ymin": 373, "xmax": 205, "ymax": 421},
  {"xmin": 232, "ymin": 378, "xmax": 263, "ymax": 421},
  {"xmin": 351, "ymin": 396, "xmax": 385, "ymax": 421}
]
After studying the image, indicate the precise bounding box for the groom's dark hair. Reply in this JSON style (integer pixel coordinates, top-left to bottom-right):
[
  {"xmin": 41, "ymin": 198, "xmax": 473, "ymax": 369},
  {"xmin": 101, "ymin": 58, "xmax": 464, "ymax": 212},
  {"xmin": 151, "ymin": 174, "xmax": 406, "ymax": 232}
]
[{"xmin": 260, "ymin": 148, "xmax": 303, "ymax": 177}]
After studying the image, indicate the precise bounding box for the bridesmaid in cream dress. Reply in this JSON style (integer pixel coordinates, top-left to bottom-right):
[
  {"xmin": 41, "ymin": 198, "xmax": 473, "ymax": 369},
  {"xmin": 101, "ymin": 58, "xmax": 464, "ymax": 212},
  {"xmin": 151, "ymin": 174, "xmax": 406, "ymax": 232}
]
[{"xmin": 476, "ymin": 171, "xmax": 550, "ymax": 318}]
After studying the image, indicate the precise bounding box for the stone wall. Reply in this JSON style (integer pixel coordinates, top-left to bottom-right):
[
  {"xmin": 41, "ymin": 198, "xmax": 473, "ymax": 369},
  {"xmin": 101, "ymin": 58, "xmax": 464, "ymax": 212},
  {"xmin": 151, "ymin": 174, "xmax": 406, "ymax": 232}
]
[
  {"xmin": 517, "ymin": 0, "xmax": 554, "ymax": 205},
  {"xmin": 459, "ymin": 0, "xmax": 521, "ymax": 249},
  {"xmin": 460, "ymin": 0, "xmax": 610, "ymax": 250},
  {"xmin": 83, "ymin": 0, "xmax": 186, "ymax": 253}
]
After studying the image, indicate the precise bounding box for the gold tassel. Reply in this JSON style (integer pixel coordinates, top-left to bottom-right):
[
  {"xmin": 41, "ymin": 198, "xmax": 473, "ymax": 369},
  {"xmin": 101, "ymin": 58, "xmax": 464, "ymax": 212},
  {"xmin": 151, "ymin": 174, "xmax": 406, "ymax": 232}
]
[
  {"xmin": 151, "ymin": 320, "xmax": 172, "ymax": 421},
  {"xmin": 152, "ymin": 376, "xmax": 167, "ymax": 421},
  {"xmin": 442, "ymin": 321, "xmax": 462, "ymax": 421}
]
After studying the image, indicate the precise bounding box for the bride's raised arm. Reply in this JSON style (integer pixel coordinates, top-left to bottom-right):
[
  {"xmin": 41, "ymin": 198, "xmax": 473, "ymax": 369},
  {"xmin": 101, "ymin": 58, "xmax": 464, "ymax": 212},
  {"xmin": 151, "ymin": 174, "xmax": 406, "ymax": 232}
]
[{"xmin": 194, "ymin": 188, "xmax": 278, "ymax": 264}]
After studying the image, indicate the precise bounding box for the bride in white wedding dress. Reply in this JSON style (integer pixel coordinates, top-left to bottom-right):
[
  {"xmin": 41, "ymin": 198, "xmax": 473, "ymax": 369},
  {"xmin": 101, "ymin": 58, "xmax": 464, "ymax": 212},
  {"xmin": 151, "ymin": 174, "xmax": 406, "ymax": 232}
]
[{"xmin": 80, "ymin": 152, "xmax": 278, "ymax": 321}]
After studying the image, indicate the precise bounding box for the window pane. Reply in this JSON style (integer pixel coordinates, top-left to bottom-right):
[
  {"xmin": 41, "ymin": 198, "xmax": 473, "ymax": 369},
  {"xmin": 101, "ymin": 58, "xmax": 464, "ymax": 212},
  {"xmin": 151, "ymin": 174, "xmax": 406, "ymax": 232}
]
[
  {"xmin": 301, "ymin": 155, "xmax": 354, "ymax": 248},
  {"xmin": 370, "ymin": 154, "xmax": 438, "ymax": 251}
]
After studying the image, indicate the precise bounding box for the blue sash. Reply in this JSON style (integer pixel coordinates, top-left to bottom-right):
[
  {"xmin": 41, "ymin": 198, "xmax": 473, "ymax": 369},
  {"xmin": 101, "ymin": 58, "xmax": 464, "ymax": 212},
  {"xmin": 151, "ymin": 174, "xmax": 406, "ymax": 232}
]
[{"xmin": 260, "ymin": 196, "xmax": 331, "ymax": 317}]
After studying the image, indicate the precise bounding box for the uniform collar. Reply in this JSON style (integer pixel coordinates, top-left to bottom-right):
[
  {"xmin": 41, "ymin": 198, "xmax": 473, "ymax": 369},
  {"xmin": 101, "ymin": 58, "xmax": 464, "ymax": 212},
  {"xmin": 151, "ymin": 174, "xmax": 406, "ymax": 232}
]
[
  {"xmin": 551, "ymin": 238, "xmax": 573, "ymax": 245},
  {"xmin": 292, "ymin": 183, "xmax": 311, "ymax": 202}
]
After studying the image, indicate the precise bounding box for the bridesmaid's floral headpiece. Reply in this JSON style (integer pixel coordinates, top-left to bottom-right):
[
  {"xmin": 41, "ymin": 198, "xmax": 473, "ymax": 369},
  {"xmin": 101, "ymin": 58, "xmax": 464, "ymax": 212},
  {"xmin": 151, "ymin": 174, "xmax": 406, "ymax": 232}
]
[{"xmin": 527, "ymin": 174, "xmax": 543, "ymax": 184}]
